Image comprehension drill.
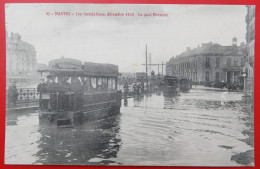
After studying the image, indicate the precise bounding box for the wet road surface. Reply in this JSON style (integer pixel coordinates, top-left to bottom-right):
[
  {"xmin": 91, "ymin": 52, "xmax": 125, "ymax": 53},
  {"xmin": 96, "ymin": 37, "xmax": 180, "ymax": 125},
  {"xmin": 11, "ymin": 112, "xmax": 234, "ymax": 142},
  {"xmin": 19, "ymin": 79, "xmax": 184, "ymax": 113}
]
[{"xmin": 5, "ymin": 87, "xmax": 254, "ymax": 166}]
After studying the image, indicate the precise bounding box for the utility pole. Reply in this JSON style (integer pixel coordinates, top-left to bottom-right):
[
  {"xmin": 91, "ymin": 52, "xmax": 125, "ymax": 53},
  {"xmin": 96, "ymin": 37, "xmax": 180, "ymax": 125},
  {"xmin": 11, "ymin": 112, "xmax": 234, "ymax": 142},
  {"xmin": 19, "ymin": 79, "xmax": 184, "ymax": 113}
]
[
  {"xmin": 141, "ymin": 62, "xmax": 166, "ymax": 76},
  {"xmin": 149, "ymin": 54, "xmax": 152, "ymax": 75},
  {"xmin": 145, "ymin": 45, "xmax": 148, "ymax": 88},
  {"xmin": 162, "ymin": 61, "xmax": 164, "ymax": 76},
  {"xmin": 158, "ymin": 65, "xmax": 160, "ymax": 75}
]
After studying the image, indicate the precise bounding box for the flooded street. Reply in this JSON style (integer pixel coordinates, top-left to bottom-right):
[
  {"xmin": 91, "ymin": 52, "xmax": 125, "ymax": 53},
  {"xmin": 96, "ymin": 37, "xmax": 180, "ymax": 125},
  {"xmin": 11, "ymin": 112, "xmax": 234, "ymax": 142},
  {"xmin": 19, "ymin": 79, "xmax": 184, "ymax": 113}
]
[{"xmin": 5, "ymin": 87, "xmax": 254, "ymax": 166}]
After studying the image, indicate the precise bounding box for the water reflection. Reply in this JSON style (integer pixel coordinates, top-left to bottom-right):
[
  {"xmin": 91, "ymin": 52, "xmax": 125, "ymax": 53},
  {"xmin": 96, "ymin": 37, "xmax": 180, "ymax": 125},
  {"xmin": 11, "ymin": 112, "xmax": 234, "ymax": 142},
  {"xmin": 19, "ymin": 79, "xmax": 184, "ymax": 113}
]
[
  {"xmin": 5, "ymin": 88, "xmax": 254, "ymax": 166},
  {"xmin": 123, "ymin": 99, "xmax": 128, "ymax": 107},
  {"xmin": 6, "ymin": 112, "xmax": 18, "ymax": 126},
  {"xmin": 34, "ymin": 115, "xmax": 121, "ymax": 165},
  {"xmin": 163, "ymin": 94, "xmax": 179, "ymax": 109}
]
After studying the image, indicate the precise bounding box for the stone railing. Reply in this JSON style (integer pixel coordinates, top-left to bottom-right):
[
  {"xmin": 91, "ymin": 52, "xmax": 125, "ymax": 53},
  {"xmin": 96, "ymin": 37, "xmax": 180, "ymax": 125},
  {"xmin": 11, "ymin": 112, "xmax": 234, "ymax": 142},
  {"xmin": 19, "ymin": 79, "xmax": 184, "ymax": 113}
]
[
  {"xmin": 118, "ymin": 85, "xmax": 134, "ymax": 93},
  {"xmin": 6, "ymin": 88, "xmax": 40, "ymax": 105},
  {"xmin": 6, "ymin": 85, "xmax": 144, "ymax": 109}
]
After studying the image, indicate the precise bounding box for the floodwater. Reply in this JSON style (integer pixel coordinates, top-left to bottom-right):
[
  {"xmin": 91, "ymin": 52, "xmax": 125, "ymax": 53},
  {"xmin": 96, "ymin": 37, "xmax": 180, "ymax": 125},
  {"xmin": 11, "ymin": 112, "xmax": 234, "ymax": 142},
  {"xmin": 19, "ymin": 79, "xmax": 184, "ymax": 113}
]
[{"xmin": 5, "ymin": 87, "xmax": 254, "ymax": 166}]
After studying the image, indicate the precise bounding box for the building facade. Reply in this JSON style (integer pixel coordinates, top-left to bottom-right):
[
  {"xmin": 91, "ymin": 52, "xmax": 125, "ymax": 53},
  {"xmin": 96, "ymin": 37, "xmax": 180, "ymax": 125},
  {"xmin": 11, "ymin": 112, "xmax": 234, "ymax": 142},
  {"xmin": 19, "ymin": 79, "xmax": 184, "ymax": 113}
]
[
  {"xmin": 243, "ymin": 5, "xmax": 255, "ymax": 108},
  {"xmin": 6, "ymin": 32, "xmax": 37, "ymax": 85},
  {"xmin": 166, "ymin": 38, "xmax": 246, "ymax": 85}
]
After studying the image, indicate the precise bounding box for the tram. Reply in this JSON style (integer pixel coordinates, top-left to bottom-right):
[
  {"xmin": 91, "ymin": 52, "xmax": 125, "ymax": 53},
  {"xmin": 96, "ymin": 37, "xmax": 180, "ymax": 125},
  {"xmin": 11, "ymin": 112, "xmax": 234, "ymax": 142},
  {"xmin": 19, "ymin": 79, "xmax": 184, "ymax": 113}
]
[
  {"xmin": 37, "ymin": 57, "xmax": 122, "ymax": 127},
  {"xmin": 179, "ymin": 77, "xmax": 192, "ymax": 92},
  {"xmin": 134, "ymin": 72, "xmax": 146, "ymax": 95},
  {"xmin": 162, "ymin": 76, "xmax": 178, "ymax": 95}
]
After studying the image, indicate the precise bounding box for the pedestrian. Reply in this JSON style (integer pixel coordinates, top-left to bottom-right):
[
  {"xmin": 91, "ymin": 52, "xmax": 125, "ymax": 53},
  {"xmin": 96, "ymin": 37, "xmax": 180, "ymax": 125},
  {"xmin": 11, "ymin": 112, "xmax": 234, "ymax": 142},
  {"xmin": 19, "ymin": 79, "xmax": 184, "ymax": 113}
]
[
  {"xmin": 133, "ymin": 83, "xmax": 137, "ymax": 95},
  {"xmin": 46, "ymin": 75, "xmax": 58, "ymax": 111},
  {"xmin": 7, "ymin": 82, "xmax": 19, "ymax": 108},
  {"xmin": 123, "ymin": 82, "xmax": 129, "ymax": 99},
  {"xmin": 37, "ymin": 79, "xmax": 47, "ymax": 93},
  {"xmin": 37, "ymin": 79, "xmax": 47, "ymax": 110}
]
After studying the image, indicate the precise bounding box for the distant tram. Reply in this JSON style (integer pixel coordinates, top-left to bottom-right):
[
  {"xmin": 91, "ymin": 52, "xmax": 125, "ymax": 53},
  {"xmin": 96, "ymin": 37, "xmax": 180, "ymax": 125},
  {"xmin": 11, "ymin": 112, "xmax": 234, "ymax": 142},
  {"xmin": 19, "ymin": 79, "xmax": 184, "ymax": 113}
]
[
  {"xmin": 179, "ymin": 77, "xmax": 192, "ymax": 92},
  {"xmin": 37, "ymin": 57, "xmax": 122, "ymax": 127},
  {"xmin": 162, "ymin": 76, "xmax": 178, "ymax": 95}
]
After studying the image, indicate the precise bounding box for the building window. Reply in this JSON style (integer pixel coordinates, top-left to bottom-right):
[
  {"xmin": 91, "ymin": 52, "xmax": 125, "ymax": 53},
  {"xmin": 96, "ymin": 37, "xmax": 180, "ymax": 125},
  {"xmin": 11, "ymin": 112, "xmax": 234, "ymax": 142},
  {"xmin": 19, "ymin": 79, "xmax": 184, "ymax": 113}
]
[
  {"xmin": 234, "ymin": 58, "xmax": 238, "ymax": 66},
  {"xmin": 216, "ymin": 57, "xmax": 220, "ymax": 67},
  {"xmin": 205, "ymin": 57, "xmax": 210, "ymax": 68},
  {"xmin": 205, "ymin": 71, "xmax": 209, "ymax": 82},
  {"xmin": 216, "ymin": 72, "xmax": 220, "ymax": 82},
  {"xmin": 227, "ymin": 58, "xmax": 231, "ymax": 66}
]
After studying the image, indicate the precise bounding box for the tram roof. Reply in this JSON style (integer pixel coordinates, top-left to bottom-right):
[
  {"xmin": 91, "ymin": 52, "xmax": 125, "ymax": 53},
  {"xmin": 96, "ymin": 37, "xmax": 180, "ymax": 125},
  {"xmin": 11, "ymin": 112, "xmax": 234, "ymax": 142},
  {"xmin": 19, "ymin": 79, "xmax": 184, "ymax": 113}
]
[
  {"xmin": 37, "ymin": 61, "xmax": 119, "ymax": 77},
  {"xmin": 83, "ymin": 62, "xmax": 119, "ymax": 77},
  {"xmin": 164, "ymin": 76, "xmax": 177, "ymax": 79},
  {"xmin": 37, "ymin": 68, "xmax": 119, "ymax": 77}
]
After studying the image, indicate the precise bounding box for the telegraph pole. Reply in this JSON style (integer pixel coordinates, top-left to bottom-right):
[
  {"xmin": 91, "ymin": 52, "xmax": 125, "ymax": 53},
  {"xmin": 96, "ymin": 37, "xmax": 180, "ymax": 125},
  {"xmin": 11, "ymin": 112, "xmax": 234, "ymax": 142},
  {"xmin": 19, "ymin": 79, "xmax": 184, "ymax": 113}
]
[
  {"xmin": 162, "ymin": 61, "xmax": 164, "ymax": 76},
  {"xmin": 145, "ymin": 45, "xmax": 148, "ymax": 89},
  {"xmin": 141, "ymin": 62, "xmax": 166, "ymax": 76}
]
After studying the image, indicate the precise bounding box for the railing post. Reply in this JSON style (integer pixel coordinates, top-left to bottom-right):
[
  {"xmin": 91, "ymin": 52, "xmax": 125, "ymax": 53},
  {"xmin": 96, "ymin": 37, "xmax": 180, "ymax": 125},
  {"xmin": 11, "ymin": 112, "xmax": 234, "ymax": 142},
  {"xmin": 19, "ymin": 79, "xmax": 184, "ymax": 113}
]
[{"xmin": 27, "ymin": 89, "xmax": 30, "ymax": 105}]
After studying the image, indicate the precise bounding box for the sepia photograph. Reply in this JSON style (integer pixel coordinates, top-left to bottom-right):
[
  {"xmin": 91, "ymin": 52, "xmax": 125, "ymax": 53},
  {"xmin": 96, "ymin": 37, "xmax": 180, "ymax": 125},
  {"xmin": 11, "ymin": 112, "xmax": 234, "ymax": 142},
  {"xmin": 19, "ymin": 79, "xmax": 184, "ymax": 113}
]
[{"xmin": 4, "ymin": 3, "xmax": 255, "ymax": 166}]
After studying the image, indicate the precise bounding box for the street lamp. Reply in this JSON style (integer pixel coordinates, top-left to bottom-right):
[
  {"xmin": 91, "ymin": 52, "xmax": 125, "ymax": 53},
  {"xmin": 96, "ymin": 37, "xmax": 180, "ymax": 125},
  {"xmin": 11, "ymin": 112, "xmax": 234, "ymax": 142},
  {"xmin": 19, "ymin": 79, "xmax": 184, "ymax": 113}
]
[{"xmin": 241, "ymin": 73, "xmax": 246, "ymax": 91}]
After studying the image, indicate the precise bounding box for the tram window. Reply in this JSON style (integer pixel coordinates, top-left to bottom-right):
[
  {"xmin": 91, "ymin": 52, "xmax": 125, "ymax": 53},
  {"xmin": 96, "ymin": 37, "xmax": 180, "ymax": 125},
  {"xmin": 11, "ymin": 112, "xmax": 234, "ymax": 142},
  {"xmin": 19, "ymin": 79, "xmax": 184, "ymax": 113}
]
[
  {"xmin": 97, "ymin": 78, "xmax": 102, "ymax": 91},
  {"xmin": 71, "ymin": 77, "xmax": 82, "ymax": 92},
  {"xmin": 112, "ymin": 78, "xmax": 116, "ymax": 90},
  {"xmin": 108, "ymin": 78, "xmax": 116, "ymax": 90},
  {"xmin": 82, "ymin": 77, "xmax": 90, "ymax": 92},
  {"xmin": 58, "ymin": 76, "xmax": 68, "ymax": 84},
  {"xmin": 91, "ymin": 77, "xmax": 97, "ymax": 90},
  {"xmin": 102, "ymin": 78, "xmax": 108, "ymax": 90},
  {"xmin": 97, "ymin": 78, "xmax": 102, "ymax": 85},
  {"xmin": 108, "ymin": 78, "xmax": 112, "ymax": 90},
  {"xmin": 71, "ymin": 77, "xmax": 81, "ymax": 86},
  {"xmin": 78, "ymin": 77, "xmax": 83, "ymax": 85},
  {"xmin": 66, "ymin": 77, "xmax": 72, "ymax": 85},
  {"xmin": 54, "ymin": 76, "xmax": 58, "ymax": 83}
]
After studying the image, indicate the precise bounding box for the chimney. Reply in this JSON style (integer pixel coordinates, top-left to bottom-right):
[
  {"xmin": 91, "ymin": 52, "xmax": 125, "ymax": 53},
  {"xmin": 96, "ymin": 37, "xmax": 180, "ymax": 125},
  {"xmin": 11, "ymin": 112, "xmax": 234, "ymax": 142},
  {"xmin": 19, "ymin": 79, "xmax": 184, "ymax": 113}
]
[
  {"xmin": 14, "ymin": 33, "xmax": 21, "ymax": 40},
  {"xmin": 232, "ymin": 37, "xmax": 237, "ymax": 47}
]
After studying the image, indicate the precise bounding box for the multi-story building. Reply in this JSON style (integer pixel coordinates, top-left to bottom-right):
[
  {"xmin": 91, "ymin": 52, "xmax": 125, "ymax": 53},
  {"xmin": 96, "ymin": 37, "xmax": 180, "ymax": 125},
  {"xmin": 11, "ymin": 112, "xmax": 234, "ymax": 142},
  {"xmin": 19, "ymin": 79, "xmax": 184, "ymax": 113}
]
[
  {"xmin": 243, "ymin": 5, "xmax": 255, "ymax": 108},
  {"xmin": 6, "ymin": 32, "xmax": 37, "ymax": 85},
  {"xmin": 166, "ymin": 38, "xmax": 246, "ymax": 85}
]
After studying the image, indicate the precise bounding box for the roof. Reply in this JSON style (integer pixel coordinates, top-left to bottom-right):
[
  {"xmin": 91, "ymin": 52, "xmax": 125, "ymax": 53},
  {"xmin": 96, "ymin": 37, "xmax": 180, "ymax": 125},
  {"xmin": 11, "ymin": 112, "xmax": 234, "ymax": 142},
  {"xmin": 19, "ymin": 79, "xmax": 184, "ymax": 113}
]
[
  {"xmin": 6, "ymin": 33, "xmax": 35, "ymax": 50},
  {"xmin": 164, "ymin": 76, "xmax": 177, "ymax": 79},
  {"xmin": 175, "ymin": 43, "xmax": 246, "ymax": 59},
  {"xmin": 136, "ymin": 72, "xmax": 146, "ymax": 76},
  {"xmin": 84, "ymin": 62, "xmax": 119, "ymax": 77}
]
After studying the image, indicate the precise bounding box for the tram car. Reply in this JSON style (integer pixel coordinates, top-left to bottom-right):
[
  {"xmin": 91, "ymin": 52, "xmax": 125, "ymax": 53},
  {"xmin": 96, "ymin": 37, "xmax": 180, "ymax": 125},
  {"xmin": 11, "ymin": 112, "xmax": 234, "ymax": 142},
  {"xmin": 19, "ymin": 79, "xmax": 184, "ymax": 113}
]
[
  {"xmin": 135, "ymin": 72, "xmax": 147, "ymax": 83},
  {"xmin": 37, "ymin": 57, "xmax": 122, "ymax": 127},
  {"xmin": 162, "ymin": 76, "xmax": 178, "ymax": 95},
  {"xmin": 134, "ymin": 72, "xmax": 146, "ymax": 94},
  {"xmin": 178, "ymin": 77, "xmax": 192, "ymax": 92}
]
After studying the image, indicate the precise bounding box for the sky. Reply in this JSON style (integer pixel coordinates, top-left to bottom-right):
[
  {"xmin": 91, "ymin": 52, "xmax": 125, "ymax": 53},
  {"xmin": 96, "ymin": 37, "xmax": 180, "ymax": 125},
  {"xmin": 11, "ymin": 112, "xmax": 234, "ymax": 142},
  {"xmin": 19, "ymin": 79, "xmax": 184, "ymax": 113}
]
[{"xmin": 5, "ymin": 4, "xmax": 248, "ymax": 73}]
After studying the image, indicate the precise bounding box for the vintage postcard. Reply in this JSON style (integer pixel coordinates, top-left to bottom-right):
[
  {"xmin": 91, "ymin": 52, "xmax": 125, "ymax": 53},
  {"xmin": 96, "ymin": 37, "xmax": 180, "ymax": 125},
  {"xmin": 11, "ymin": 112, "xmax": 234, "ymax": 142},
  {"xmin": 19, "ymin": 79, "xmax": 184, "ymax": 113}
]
[{"xmin": 4, "ymin": 3, "xmax": 255, "ymax": 166}]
